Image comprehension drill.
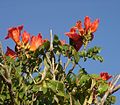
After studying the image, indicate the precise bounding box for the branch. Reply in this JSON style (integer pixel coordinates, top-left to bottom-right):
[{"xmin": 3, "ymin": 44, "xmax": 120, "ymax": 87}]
[
  {"xmin": 50, "ymin": 29, "xmax": 53, "ymax": 51},
  {"xmin": 67, "ymin": 63, "xmax": 76, "ymax": 76},
  {"xmin": 110, "ymin": 84, "xmax": 120, "ymax": 95},
  {"xmin": 0, "ymin": 72, "xmax": 15, "ymax": 104},
  {"xmin": 63, "ymin": 58, "xmax": 71, "ymax": 72},
  {"xmin": 0, "ymin": 41, "xmax": 4, "ymax": 56},
  {"xmin": 36, "ymin": 66, "xmax": 48, "ymax": 85},
  {"xmin": 0, "ymin": 63, "xmax": 15, "ymax": 104},
  {"xmin": 50, "ymin": 29, "xmax": 56, "ymax": 80},
  {"xmin": 69, "ymin": 93, "xmax": 73, "ymax": 105}
]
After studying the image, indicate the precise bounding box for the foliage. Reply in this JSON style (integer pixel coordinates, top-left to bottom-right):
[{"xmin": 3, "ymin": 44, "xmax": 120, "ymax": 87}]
[{"xmin": 0, "ymin": 16, "xmax": 120, "ymax": 105}]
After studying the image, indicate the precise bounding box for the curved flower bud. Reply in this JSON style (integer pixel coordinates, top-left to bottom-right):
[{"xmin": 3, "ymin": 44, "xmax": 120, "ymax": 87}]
[{"xmin": 5, "ymin": 25, "xmax": 23, "ymax": 44}]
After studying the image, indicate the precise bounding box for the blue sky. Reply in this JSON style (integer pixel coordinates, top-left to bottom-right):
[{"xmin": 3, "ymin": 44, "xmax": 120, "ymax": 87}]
[{"xmin": 0, "ymin": 0, "xmax": 120, "ymax": 104}]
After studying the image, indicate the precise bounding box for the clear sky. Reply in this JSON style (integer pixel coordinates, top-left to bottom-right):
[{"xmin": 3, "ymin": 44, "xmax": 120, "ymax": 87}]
[{"xmin": 0, "ymin": 0, "xmax": 120, "ymax": 104}]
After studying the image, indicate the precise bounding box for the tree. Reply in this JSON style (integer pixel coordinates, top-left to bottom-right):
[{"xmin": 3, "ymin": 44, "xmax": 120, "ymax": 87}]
[{"xmin": 0, "ymin": 16, "xmax": 120, "ymax": 105}]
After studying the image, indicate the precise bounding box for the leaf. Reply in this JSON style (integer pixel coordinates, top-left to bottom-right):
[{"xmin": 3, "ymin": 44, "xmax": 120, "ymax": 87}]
[
  {"xmin": 90, "ymin": 74, "xmax": 99, "ymax": 79},
  {"xmin": 42, "ymin": 41, "xmax": 50, "ymax": 50},
  {"xmin": 74, "ymin": 99, "xmax": 81, "ymax": 105},
  {"xmin": 73, "ymin": 50, "xmax": 80, "ymax": 64},
  {"xmin": 79, "ymin": 75, "xmax": 90, "ymax": 85},
  {"xmin": 109, "ymin": 96, "xmax": 116, "ymax": 104},
  {"xmin": 77, "ymin": 68, "xmax": 88, "ymax": 79},
  {"xmin": 39, "ymin": 86, "xmax": 47, "ymax": 94},
  {"xmin": 98, "ymin": 83, "xmax": 109, "ymax": 94},
  {"xmin": 32, "ymin": 85, "xmax": 40, "ymax": 92},
  {"xmin": 66, "ymin": 73, "xmax": 76, "ymax": 84},
  {"xmin": 47, "ymin": 80, "xmax": 65, "ymax": 97},
  {"xmin": 19, "ymin": 91, "xmax": 24, "ymax": 99},
  {"xmin": 53, "ymin": 35, "xmax": 59, "ymax": 45},
  {"xmin": 92, "ymin": 55, "xmax": 104, "ymax": 62}
]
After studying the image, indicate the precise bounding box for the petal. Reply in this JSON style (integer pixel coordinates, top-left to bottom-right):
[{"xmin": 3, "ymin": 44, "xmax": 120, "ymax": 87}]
[
  {"xmin": 84, "ymin": 16, "xmax": 91, "ymax": 31},
  {"xmin": 90, "ymin": 19, "xmax": 99, "ymax": 33},
  {"xmin": 22, "ymin": 31, "xmax": 30, "ymax": 44},
  {"xmin": 5, "ymin": 46, "xmax": 16, "ymax": 59},
  {"xmin": 30, "ymin": 33, "xmax": 43, "ymax": 51}
]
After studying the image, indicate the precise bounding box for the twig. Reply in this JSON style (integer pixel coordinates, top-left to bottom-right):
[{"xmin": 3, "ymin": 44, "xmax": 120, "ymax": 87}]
[
  {"xmin": 50, "ymin": 29, "xmax": 56, "ymax": 80},
  {"xmin": 30, "ymin": 73, "xmax": 37, "ymax": 84},
  {"xmin": 0, "ymin": 41, "xmax": 4, "ymax": 55},
  {"xmin": 50, "ymin": 29, "xmax": 53, "ymax": 51},
  {"xmin": 67, "ymin": 63, "xmax": 76, "ymax": 76},
  {"xmin": 63, "ymin": 58, "xmax": 71, "ymax": 72},
  {"xmin": 69, "ymin": 93, "xmax": 73, "ymax": 105},
  {"xmin": 36, "ymin": 66, "xmax": 48, "ymax": 85}
]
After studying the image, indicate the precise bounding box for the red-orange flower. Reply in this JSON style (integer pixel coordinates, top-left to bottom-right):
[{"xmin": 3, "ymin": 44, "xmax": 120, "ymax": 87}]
[
  {"xmin": 65, "ymin": 27, "xmax": 81, "ymax": 41},
  {"xmin": 5, "ymin": 25, "xmax": 23, "ymax": 44},
  {"xmin": 100, "ymin": 72, "xmax": 112, "ymax": 81},
  {"xmin": 90, "ymin": 19, "xmax": 99, "ymax": 33},
  {"xmin": 65, "ymin": 26, "xmax": 83, "ymax": 51},
  {"xmin": 30, "ymin": 33, "xmax": 43, "ymax": 51},
  {"xmin": 84, "ymin": 16, "xmax": 99, "ymax": 33},
  {"xmin": 5, "ymin": 47, "xmax": 17, "ymax": 59},
  {"xmin": 22, "ymin": 31, "xmax": 30, "ymax": 44}
]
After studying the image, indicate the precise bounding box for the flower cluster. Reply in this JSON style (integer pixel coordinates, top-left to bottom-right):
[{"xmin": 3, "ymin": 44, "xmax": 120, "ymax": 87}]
[
  {"xmin": 65, "ymin": 16, "xmax": 99, "ymax": 51},
  {"xmin": 100, "ymin": 72, "xmax": 112, "ymax": 81},
  {"xmin": 5, "ymin": 25, "xmax": 47, "ymax": 59}
]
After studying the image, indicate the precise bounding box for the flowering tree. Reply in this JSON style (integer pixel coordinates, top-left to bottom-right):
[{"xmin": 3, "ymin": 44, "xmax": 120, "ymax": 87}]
[{"xmin": 0, "ymin": 16, "xmax": 120, "ymax": 105}]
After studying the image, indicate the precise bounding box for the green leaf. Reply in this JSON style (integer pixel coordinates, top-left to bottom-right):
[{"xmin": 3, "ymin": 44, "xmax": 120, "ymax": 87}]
[
  {"xmin": 47, "ymin": 80, "xmax": 65, "ymax": 97},
  {"xmin": 90, "ymin": 74, "xmax": 99, "ymax": 79},
  {"xmin": 109, "ymin": 96, "xmax": 116, "ymax": 104},
  {"xmin": 98, "ymin": 83, "xmax": 109, "ymax": 94},
  {"xmin": 39, "ymin": 87, "xmax": 47, "ymax": 94},
  {"xmin": 19, "ymin": 92, "xmax": 24, "ymax": 99},
  {"xmin": 32, "ymin": 85, "xmax": 40, "ymax": 92},
  {"xmin": 79, "ymin": 75, "xmax": 90, "ymax": 85},
  {"xmin": 54, "ymin": 35, "xmax": 59, "ymax": 41},
  {"xmin": 53, "ymin": 35, "xmax": 59, "ymax": 45},
  {"xmin": 73, "ymin": 50, "xmax": 80, "ymax": 64},
  {"xmin": 77, "ymin": 68, "xmax": 88, "ymax": 79},
  {"xmin": 42, "ymin": 41, "xmax": 50, "ymax": 50},
  {"xmin": 92, "ymin": 55, "xmax": 104, "ymax": 62}
]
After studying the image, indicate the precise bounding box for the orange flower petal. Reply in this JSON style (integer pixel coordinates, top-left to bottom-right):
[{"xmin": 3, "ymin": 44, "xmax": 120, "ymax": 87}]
[
  {"xmin": 90, "ymin": 19, "xmax": 99, "ymax": 33},
  {"xmin": 84, "ymin": 16, "xmax": 91, "ymax": 31},
  {"xmin": 22, "ymin": 31, "xmax": 30, "ymax": 44},
  {"xmin": 30, "ymin": 33, "xmax": 43, "ymax": 51}
]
